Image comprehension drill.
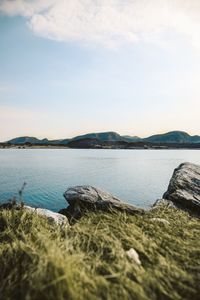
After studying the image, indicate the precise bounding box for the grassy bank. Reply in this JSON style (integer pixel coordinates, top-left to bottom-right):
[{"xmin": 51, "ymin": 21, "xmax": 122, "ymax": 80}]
[{"xmin": 0, "ymin": 205, "xmax": 200, "ymax": 300}]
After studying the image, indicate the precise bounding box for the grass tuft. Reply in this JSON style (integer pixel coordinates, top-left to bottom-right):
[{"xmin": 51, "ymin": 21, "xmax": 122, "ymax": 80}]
[{"xmin": 0, "ymin": 205, "xmax": 200, "ymax": 300}]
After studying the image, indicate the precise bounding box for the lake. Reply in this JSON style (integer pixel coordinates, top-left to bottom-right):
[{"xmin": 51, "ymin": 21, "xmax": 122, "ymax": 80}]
[{"xmin": 0, "ymin": 149, "xmax": 200, "ymax": 211}]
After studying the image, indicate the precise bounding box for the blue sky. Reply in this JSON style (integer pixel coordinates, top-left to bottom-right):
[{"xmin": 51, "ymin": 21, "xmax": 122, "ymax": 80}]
[{"xmin": 0, "ymin": 0, "xmax": 200, "ymax": 141}]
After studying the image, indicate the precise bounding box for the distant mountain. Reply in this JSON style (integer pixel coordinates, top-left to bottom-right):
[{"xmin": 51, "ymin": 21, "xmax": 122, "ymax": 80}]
[
  {"xmin": 71, "ymin": 131, "xmax": 124, "ymax": 142},
  {"xmin": 7, "ymin": 137, "xmax": 46, "ymax": 145},
  {"xmin": 72, "ymin": 132, "xmax": 142, "ymax": 142},
  {"xmin": 122, "ymin": 135, "xmax": 141, "ymax": 142},
  {"xmin": 190, "ymin": 135, "xmax": 200, "ymax": 143},
  {"xmin": 7, "ymin": 136, "xmax": 63, "ymax": 145},
  {"xmin": 144, "ymin": 131, "xmax": 200, "ymax": 144},
  {"xmin": 57, "ymin": 139, "xmax": 70, "ymax": 145},
  {"xmin": 5, "ymin": 131, "xmax": 200, "ymax": 145}
]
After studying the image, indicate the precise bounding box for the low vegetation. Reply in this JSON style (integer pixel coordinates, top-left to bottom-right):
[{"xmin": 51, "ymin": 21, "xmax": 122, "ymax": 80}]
[{"xmin": 0, "ymin": 205, "xmax": 200, "ymax": 300}]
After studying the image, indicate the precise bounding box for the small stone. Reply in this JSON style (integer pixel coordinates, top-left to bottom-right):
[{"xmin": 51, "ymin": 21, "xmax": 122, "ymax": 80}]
[
  {"xmin": 150, "ymin": 218, "xmax": 170, "ymax": 225},
  {"xmin": 24, "ymin": 206, "xmax": 68, "ymax": 226},
  {"xmin": 126, "ymin": 248, "xmax": 141, "ymax": 265}
]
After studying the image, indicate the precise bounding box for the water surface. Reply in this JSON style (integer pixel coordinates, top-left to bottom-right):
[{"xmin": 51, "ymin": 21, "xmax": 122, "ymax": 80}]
[{"xmin": 0, "ymin": 149, "xmax": 200, "ymax": 211}]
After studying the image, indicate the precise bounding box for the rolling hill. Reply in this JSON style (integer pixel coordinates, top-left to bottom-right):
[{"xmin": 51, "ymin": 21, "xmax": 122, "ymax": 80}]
[
  {"xmin": 144, "ymin": 131, "xmax": 200, "ymax": 143},
  {"xmin": 6, "ymin": 136, "xmax": 63, "ymax": 145},
  {"xmin": 5, "ymin": 131, "xmax": 200, "ymax": 145},
  {"xmin": 71, "ymin": 131, "xmax": 124, "ymax": 142}
]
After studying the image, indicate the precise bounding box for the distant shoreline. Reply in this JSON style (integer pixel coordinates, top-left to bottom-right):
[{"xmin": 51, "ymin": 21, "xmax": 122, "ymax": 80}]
[
  {"xmin": 3, "ymin": 131, "xmax": 200, "ymax": 150},
  {"xmin": 1, "ymin": 144, "xmax": 200, "ymax": 150}
]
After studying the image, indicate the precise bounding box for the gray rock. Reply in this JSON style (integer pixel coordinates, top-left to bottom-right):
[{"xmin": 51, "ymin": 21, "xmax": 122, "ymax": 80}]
[
  {"xmin": 24, "ymin": 206, "xmax": 68, "ymax": 226},
  {"xmin": 163, "ymin": 162, "xmax": 200, "ymax": 212},
  {"xmin": 61, "ymin": 185, "xmax": 144, "ymax": 221}
]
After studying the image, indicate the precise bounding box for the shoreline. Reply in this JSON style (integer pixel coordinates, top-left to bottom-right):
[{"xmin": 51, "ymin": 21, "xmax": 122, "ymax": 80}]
[{"xmin": 1, "ymin": 145, "xmax": 200, "ymax": 150}]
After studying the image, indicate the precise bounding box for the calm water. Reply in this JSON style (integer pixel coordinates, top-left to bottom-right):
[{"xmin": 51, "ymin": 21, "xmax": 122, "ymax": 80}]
[{"xmin": 0, "ymin": 149, "xmax": 200, "ymax": 211}]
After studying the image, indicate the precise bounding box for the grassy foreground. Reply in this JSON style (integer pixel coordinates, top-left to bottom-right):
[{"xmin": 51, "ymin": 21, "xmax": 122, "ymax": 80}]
[{"xmin": 0, "ymin": 205, "xmax": 200, "ymax": 300}]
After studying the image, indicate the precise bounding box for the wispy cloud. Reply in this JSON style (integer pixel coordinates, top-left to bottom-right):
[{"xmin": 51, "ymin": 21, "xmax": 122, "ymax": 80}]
[{"xmin": 1, "ymin": 0, "xmax": 200, "ymax": 48}]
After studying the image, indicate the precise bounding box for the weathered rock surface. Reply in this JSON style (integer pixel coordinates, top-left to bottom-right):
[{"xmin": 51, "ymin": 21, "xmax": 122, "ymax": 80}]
[
  {"xmin": 60, "ymin": 185, "xmax": 144, "ymax": 221},
  {"xmin": 163, "ymin": 162, "xmax": 200, "ymax": 212},
  {"xmin": 24, "ymin": 206, "xmax": 68, "ymax": 226}
]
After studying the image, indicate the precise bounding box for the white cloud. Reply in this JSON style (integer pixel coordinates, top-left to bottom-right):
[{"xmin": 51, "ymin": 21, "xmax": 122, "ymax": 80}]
[{"xmin": 1, "ymin": 0, "xmax": 200, "ymax": 48}]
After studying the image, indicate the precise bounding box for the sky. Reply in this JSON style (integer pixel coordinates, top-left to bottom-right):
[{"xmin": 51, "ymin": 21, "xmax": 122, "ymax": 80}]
[{"xmin": 0, "ymin": 0, "xmax": 200, "ymax": 141}]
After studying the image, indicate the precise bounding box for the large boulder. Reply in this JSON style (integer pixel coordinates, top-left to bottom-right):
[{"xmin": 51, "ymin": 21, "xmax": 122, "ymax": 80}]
[
  {"xmin": 163, "ymin": 162, "xmax": 200, "ymax": 212},
  {"xmin": 60, "ymin": 185, "xmax": 144, "ymax": 221}
]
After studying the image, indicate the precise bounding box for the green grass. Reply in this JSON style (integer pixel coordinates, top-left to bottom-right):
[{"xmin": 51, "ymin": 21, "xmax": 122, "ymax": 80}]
[{"xmin": 0, "ymin": 205, "xmax": 200, "ymax": 300}]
